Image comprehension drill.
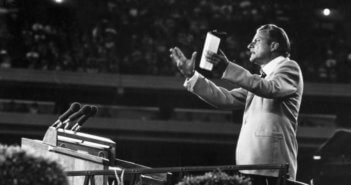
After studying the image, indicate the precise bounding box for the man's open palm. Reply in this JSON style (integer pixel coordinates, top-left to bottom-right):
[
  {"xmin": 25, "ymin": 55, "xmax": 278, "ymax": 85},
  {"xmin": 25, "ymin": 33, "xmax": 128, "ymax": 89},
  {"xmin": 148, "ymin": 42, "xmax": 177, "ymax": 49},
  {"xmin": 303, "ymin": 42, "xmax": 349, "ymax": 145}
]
[{"xmin": 170, "ymin": 47, "xmax": 197, "ymax": 78}]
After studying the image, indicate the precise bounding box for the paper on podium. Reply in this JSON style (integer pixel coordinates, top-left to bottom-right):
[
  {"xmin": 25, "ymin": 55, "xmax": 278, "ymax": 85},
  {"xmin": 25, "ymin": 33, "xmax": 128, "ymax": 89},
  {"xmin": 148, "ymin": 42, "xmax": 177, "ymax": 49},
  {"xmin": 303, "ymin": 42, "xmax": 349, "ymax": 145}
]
[{"xmin": 200, "ymin": 32, "xmax": 221, "ymax": 71}]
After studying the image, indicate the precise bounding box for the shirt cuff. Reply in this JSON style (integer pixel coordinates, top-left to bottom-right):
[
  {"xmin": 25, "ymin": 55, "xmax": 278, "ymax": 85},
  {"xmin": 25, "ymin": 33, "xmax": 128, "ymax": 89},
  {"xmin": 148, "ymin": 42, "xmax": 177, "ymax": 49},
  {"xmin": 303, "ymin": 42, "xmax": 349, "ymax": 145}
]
[{"xmin": 183, "ymin": 71, "xmax": 201, "ymax": 92}]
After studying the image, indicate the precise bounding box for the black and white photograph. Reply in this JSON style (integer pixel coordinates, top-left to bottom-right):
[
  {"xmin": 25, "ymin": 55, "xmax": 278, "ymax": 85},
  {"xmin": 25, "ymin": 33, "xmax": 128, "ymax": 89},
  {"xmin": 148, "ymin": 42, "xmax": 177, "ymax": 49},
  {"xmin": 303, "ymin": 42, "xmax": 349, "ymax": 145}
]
[{"xmin": 0, "ymin": 0, "xmax": 350, "ymax": 185}]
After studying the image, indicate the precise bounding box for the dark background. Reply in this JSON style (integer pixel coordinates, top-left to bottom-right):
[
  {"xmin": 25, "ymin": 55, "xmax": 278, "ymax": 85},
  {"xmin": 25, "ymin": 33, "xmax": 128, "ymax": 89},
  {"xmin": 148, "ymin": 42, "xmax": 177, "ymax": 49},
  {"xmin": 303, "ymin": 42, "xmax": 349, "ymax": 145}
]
[{"xmin": 1, "ymin": 0, "xmax": 351, "ymax": 184}]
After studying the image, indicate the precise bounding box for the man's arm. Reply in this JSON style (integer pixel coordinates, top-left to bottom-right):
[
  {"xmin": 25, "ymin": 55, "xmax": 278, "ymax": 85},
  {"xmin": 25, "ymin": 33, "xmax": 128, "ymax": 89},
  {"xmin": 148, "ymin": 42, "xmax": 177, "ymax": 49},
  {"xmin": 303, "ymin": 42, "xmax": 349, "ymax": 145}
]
[
  {"xmin": 223, "ymin": 60, "xmax": 302, "ymax": 98},
  {"xmin": 185, "ymin": 71, "xmax": 247, "ymax": 110},
  {"xmin": 170, "ymin": 46, "xmax": 247, "ymax": 110}
]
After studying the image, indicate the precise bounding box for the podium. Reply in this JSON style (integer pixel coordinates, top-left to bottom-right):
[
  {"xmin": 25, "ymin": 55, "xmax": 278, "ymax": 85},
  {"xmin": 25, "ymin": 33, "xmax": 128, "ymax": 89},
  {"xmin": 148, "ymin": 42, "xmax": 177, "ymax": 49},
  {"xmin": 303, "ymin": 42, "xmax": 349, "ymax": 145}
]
[
  {"xmin": 21, "ymin": 126, "xmax": 167, "ymax": 185},
  {"xmin": 22, "ymin": 127, "xmax": 116, "ymax": 185}
]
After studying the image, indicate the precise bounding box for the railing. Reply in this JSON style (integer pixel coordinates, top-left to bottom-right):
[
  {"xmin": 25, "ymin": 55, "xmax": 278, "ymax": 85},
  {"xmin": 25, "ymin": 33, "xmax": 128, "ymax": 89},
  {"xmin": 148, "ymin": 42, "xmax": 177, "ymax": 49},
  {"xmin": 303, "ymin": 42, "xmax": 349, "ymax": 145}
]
[
  {"xmin": 66, "ymin": 164, "xmax": 289, "ymax": 185},
  {"xmin": 0, "ymin": 98, "xmax": 337, "ymax": 126},
  {"xmin": 1, "ymin": 68, "xmax": 351, "ymax": 97}
]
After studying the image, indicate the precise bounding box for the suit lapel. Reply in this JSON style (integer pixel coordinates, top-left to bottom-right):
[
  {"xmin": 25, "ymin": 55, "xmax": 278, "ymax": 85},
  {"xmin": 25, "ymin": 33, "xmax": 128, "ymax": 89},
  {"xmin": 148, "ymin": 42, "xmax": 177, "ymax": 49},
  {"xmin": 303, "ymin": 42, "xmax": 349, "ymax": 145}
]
[{"xmin": 245, "ymin": 92, "xmax": 255, "ymax": 109}]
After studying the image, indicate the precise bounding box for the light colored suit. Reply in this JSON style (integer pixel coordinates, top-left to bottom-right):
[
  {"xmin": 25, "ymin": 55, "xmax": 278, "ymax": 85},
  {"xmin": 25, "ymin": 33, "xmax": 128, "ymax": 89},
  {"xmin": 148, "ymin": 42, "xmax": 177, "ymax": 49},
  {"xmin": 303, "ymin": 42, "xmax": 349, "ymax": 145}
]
[{"xmin": 184, "ymin": 57, "xmax": 303, "ymax": 180}]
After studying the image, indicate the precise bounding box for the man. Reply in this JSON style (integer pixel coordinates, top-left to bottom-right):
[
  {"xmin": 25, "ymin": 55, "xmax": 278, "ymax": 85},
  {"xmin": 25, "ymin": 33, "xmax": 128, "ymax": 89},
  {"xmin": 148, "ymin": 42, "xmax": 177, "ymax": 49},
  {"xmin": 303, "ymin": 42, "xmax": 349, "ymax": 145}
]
[{"xmin": 169, "ymin": 24, "xmax": 303, "ymax": 184}]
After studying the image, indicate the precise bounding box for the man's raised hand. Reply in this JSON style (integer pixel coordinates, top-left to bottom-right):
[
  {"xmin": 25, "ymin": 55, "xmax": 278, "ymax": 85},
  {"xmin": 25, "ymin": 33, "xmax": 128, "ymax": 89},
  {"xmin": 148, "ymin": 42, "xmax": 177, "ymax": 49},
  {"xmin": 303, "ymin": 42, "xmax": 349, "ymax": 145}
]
[{"xmin": 170, "ymin": 47, "xmax": 197, "ymax": 78}]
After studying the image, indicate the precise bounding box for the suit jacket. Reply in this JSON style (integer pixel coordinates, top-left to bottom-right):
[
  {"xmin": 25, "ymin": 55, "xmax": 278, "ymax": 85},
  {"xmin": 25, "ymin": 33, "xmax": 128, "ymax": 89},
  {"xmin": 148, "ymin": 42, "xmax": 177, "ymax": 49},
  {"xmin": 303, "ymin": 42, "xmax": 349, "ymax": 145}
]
[{"xmin": 184, "ymin": 57, "xmax": 303, "ymax": 180}]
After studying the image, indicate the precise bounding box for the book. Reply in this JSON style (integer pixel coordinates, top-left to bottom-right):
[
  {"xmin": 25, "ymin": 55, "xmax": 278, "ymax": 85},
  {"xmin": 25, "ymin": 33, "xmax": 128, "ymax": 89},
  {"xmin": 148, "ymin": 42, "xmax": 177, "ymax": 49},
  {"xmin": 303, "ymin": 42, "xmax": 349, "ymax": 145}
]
[{"xmin": 199, "ymin": 32, "xmax": 221, "ymax": 71}]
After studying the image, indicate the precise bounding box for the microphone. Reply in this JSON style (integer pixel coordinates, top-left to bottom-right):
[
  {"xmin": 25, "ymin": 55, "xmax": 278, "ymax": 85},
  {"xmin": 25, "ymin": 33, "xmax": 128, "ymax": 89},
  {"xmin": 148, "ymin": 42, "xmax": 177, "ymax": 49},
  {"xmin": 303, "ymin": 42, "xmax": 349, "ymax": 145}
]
[
  {"xmin": 52, "ymin": 102, "xmax": 81, "ymax": 128},
  {"xmin": 71, "ymin": 106, "xmax": 98, "ymax": 132},
  {"xmin": 61, "ymin": 105, "xmax": 92, "ymax": 130}
]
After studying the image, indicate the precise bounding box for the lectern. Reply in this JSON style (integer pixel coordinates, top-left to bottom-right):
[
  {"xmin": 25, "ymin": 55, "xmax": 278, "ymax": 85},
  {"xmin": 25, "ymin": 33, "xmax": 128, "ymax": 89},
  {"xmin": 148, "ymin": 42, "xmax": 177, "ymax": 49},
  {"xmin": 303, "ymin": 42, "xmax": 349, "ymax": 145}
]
[{"xmin": 22, "ymin": 126, "xmax": 116, "ymax": 185}]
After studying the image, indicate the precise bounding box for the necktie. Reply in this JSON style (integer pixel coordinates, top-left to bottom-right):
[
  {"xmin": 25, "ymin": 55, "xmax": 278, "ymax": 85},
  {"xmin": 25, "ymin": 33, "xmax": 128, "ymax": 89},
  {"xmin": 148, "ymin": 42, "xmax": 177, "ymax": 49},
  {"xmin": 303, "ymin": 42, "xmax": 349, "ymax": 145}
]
[{"xmin": 260, "ymin": 70, "xmax": 266, "ymax": 78}]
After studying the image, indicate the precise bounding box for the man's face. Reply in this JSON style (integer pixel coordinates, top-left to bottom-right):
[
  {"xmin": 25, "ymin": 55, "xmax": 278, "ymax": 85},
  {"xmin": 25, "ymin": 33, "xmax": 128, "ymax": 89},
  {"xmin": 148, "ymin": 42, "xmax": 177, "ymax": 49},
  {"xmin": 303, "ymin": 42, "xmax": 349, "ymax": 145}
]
[{"xmin": 247, "ymin": 30, "xmax": 273, "ymax": 65}]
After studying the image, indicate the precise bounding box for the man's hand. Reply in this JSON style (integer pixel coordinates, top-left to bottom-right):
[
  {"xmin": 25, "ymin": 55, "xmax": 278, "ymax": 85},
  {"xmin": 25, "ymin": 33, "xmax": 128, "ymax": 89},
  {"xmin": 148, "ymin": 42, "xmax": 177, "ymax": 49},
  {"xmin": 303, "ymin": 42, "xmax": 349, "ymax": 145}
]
[
  {"xmin": 170, "ymin": 47, "xmax": 197, "ymax": 78},
  {"xmin": 205, "ymin": 49, "xmax": 229, "ymax": 76}
]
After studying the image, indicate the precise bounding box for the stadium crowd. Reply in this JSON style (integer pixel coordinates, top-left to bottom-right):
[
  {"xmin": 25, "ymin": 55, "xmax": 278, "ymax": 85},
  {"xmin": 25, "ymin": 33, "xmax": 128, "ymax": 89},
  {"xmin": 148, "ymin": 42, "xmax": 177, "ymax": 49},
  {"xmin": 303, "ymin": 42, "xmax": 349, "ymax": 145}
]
[{"xmin": 0, "ymin": 0, "xmax": 350, "ymax": 82}]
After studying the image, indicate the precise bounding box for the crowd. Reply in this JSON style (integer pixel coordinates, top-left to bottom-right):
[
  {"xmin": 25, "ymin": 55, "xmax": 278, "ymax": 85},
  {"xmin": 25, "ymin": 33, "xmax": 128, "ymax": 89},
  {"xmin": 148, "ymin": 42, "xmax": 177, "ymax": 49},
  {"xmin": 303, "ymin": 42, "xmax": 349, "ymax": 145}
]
[{"xmin": 0, "ymin": 0, "xmax": 350, "ymax": 82}]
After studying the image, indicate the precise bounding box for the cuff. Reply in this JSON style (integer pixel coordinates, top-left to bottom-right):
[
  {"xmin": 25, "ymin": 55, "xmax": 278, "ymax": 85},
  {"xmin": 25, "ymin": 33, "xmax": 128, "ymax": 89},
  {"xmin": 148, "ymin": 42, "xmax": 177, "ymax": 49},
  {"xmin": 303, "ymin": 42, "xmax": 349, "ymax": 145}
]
[{"xmin": 183, "ymin": 71, "xmax": 201, "ymax": 92}]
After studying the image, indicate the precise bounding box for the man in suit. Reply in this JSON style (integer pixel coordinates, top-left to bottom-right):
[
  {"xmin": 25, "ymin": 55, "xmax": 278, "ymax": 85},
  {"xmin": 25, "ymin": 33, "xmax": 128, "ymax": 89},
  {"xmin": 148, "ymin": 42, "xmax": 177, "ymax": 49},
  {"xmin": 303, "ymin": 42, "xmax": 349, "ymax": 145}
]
[{"xmin": 169, "ymin": 24, "xmax": 304, "ymax": 185}]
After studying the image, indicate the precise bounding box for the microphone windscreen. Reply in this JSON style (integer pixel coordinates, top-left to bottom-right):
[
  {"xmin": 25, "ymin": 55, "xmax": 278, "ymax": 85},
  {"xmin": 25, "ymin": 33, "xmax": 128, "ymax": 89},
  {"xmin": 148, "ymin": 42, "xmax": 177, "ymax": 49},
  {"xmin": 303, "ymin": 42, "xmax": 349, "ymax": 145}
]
[
  {"xmin": 71, "ymin": 102, "xmax": 82, "ymax": 111},
  {"xmin": 68, "ymin": 105, "xmax": 92, "ymax": 121},
  {"xmin": 90, "ymin": 106, "xmax": 98, "ymax": 117},
  {"xmin": 58, "ymin": 102, "xmax": 81, "ymax": 121},
  {"xmin": 76, "ymin": 105, "xmax": 98, "ymax": 126}
]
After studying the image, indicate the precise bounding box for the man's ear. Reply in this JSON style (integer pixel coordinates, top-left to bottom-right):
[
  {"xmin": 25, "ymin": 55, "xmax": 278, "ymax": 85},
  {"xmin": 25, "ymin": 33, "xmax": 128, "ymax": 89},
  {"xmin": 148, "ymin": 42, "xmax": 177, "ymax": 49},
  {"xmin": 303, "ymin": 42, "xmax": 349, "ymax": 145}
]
[{"xmin": 270, "ymin": 42, "xmax": 279, "ymax": 52}]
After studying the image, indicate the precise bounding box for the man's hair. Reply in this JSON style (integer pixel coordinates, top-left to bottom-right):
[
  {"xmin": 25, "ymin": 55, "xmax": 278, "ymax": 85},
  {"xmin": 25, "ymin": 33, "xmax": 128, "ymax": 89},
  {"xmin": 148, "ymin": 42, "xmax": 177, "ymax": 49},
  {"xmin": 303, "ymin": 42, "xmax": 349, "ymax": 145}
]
[
  {"xmin": 0, "ymin": 145, "xmax": 68, "ymax": 185},
  {"xmin": 257, "ymin": 24, "xmax": 291, "ymax": 57}
]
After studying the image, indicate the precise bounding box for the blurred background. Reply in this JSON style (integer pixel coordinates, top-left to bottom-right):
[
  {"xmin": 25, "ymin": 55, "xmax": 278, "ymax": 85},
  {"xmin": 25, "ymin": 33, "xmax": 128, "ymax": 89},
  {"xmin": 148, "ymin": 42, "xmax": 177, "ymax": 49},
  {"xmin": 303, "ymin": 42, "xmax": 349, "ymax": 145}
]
[{"xmin": 0, "ymin": 0, "xmax": 351, "ymax": 184}]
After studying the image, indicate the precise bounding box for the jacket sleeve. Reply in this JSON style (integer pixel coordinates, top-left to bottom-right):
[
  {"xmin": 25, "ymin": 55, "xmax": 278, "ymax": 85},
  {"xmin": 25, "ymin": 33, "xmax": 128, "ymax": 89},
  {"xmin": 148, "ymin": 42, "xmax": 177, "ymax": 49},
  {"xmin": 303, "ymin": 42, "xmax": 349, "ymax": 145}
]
[
  {"xmin": 184, "ymin": 71, "xmax": 247, "ymax": 110},
  {"xmin": 222, "ymin": 60, "xmax": 302, "ymax": 98}
]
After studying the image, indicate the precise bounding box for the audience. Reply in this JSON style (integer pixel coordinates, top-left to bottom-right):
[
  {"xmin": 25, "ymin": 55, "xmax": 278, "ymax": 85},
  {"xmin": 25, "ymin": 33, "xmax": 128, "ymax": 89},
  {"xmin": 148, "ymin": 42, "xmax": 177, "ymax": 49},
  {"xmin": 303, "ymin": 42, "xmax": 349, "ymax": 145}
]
[
  {"xmin": 0, "ymin": 0, "xmax": 348, "ymax": 127},
  {"xmin": 0, "ymin": 0, "xmax": 350, "ymax": 82}
]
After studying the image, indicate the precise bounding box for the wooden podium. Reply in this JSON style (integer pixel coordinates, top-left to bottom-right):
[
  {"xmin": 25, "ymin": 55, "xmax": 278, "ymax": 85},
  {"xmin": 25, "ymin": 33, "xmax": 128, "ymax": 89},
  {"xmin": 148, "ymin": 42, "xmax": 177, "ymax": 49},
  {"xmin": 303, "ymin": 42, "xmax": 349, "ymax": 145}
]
[{"xmin": 21, "ymin": 126, "xmax": 116, "ymax": 185}]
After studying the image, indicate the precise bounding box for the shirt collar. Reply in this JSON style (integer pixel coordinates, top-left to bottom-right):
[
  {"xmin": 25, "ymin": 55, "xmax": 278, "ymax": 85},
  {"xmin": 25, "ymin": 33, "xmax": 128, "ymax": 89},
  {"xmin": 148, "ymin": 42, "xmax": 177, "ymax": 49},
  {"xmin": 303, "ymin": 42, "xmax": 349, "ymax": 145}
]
[{"xmin": 261, "ymin": 56, "xmax": 286, "ymax": 76}]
